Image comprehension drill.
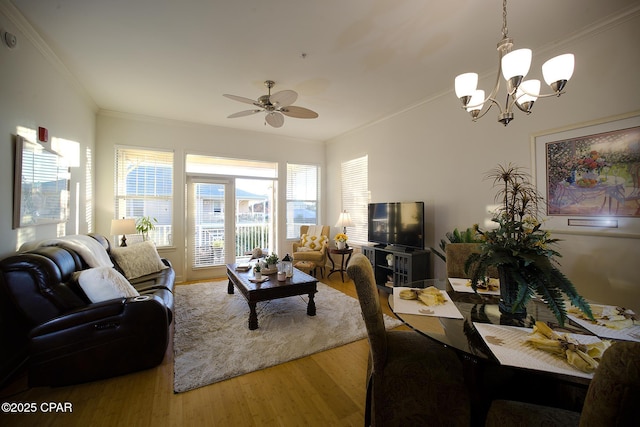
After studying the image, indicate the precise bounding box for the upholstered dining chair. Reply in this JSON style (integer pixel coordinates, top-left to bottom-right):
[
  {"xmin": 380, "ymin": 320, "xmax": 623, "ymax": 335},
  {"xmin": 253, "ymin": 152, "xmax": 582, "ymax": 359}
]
[
  {"xmin": 292, "ymin": 225, "xmax": 330, "ymax": 278},
  {"xmin": 347, "ymin": 253, "xmax": 471, "ymax": 427},
  {"xmin": 446, "ymin": 243, "xmax": 498, "ymax": 279},
  {"xmin": 484, "ymin": 341, "xmax": 640, "ymax": 427}
]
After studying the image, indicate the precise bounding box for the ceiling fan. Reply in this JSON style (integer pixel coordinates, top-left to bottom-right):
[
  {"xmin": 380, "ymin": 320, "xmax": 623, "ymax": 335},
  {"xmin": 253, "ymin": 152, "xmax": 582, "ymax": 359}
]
[{"xmin": 223, "ymin": 80, "xmax": 318, "ymax": 128}]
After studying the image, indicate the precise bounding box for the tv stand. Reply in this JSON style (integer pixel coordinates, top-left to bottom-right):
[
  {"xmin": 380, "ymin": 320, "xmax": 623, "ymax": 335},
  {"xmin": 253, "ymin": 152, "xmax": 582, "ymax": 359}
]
[
  {"xmin": 362, "ymin": 245, "xmax": 430, "ymax": 293},
  {"xmin": 384, "ymin": 245, "xmax": 414, "ymax": 253}
]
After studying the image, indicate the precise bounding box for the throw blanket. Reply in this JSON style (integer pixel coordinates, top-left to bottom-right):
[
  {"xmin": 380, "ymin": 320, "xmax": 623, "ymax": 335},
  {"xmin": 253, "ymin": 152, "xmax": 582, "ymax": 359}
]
[{"xmin": 20, "ymin": 235, "xmax": 113, "ymax": 268}]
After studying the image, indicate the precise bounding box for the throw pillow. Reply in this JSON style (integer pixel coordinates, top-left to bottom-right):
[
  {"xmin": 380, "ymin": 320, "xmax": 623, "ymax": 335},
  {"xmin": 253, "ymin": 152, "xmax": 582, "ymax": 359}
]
[
  {"xmin": 75, "ymin": 266, "xmax": 139, "ymax": 303},
  {"xmin": 111, "ymin": 240, "xmax": 167, "ymax": 280},
  {"xmin": 300, "ymin": 233, "xmax": 327, "ymax": 251}
]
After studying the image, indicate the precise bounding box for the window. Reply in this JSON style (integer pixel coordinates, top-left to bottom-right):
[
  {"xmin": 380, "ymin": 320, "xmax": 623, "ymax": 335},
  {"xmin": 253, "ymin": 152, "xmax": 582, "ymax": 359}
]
[
  {"xmin": 114, "ymin": 147, "xmax": 173, "ymax": 246},
  {"xmin": 286, "ymin": 163, "xmax": 319, "ymax": 239},
  {"xmin": 340, "ymin": 155, "xmax": 368, "ymax": 243}
]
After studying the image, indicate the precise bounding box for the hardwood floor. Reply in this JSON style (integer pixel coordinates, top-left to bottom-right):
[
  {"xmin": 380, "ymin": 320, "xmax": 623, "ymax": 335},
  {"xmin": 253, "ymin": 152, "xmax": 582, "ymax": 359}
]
[{"xmin": 1, "ymin": 269, "xmax": 406, "ymax": 427}]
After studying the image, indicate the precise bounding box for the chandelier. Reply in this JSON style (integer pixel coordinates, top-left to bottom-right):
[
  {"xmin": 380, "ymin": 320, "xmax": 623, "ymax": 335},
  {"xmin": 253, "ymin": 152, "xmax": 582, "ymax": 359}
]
[{"xmin": 454, "ymin": 0, "xmax": 575, "ymax": 126}]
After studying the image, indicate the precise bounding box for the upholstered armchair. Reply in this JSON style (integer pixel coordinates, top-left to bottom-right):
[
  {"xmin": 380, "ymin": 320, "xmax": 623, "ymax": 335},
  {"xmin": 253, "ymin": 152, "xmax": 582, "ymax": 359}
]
[
  {"xmin": 446, "ymin": 243, "xmax": 498, "ymax": 278},
  {"xmin": 292, "ymin": 225, "xmax": 330, "ymax": 278}
]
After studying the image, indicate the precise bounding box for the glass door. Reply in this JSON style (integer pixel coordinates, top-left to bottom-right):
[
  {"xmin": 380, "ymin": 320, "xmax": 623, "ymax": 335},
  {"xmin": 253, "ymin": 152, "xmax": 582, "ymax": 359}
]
[
  {"xmin": 235, "ymin": 178, "xmax": 275, "ymax": 259},
  {"xmin": 186, "ymin": 177, "xmax": 234, "ymax": 280}
]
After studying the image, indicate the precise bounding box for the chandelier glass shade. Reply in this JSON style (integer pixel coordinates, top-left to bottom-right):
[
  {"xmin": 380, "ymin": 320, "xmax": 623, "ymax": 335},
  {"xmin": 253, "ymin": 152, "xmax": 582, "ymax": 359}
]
[{"xmin": 454, "ymin": 0, "xmax": 575, "ymax": 126}]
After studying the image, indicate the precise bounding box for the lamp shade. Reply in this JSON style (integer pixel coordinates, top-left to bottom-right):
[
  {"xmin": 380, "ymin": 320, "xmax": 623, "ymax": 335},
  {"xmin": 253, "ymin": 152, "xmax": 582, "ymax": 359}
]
[
  {"xmin": 466, "ymin": 90, "xmax": 485, "ymax": 112},
  {"xmin": 516, "ymin": 79, "xmax": 540, "ymax": 105},
  {"xmin": 501, "ymin": 48, "xmax": 532, "ymax": 80},
  {"xmin": 454, "ymin": 72, "xmax": 478, "ymax": 99},
  {"xmin": 335, "ymin": 211, "xmax": 354, "ymax": 228},
  {"xmin": 110, "ymin": 218, "xmax": 136, "ymax": 235},
  {"xmin": 542, "ymin": 53, "xmax": 574, "ymax": 87}
]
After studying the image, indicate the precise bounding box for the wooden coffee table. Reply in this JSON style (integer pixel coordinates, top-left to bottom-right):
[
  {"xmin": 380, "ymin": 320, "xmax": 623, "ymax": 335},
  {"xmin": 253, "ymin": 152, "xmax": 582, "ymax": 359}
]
[{"xmin": 226, "ymin": 264, "xmax": 318, "ymax": 330}]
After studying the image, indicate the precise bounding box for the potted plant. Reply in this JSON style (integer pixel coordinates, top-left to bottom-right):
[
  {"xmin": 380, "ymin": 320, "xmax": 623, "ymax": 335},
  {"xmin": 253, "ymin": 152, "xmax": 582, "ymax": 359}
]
[
  {"xmin": 253, "ymin": 263, "xmax": 262, "ymax": 279},
  {"xmin": 334, "ymin": 233, "xmax": 348, "ymax": 250},
  {"xmin": 136, "ymin": 216, "xmax": 158, "ymax": 241},
  {"xmin": 431, "ymin": 227, "xmax": 483, "ymax": 263},
  {"xmin": 264, "ymin": 253, "xmax": 279, "ymax": 269},
  {"xmin": 465, "ymin": 163, "xmax": 593, "ymax": 325}
]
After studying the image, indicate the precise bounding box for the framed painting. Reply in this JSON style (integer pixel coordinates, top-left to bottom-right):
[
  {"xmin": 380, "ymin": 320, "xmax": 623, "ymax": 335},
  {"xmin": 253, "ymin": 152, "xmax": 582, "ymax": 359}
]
[{"xmin": 531, "ymin": 111, "xmax": 640, "ymax": 237}]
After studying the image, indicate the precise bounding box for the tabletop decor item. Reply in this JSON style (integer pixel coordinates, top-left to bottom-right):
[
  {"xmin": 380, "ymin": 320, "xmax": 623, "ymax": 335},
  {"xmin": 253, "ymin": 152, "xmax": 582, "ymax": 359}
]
[
  {"xmin": 264, "ymin": 253, "xmax": 279, "ymax": 269},
  {"xmin": 334, "ymin": 232, "xmax": 348, "ymax": 250},
  {"xmin": 465, "ymin": 163, "xmax": 593, "ymax": 325},
  {"xmin": 253, "ymin": 263, "xmax": 262, "ymax": 279}
]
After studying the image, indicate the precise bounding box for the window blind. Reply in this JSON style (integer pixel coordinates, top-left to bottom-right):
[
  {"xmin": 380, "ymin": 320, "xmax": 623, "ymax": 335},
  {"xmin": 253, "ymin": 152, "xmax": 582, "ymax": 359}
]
[
  {"xmin": 286, "ymin": 163, "xmax": 319, "ymax": 239},
  {"xmin": 340, "ymin": 155, "xmax": 368, "ymax": 244},
  {"xmin": 114, "ymin": 147, "xmax": 174, "ymax": 246}
]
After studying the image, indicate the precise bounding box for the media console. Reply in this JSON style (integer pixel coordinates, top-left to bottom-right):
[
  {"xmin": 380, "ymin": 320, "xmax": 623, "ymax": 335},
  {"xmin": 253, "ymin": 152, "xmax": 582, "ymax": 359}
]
[{"xmin": 361, "ymin": 245, "xmax": 430, "ymax": 293}]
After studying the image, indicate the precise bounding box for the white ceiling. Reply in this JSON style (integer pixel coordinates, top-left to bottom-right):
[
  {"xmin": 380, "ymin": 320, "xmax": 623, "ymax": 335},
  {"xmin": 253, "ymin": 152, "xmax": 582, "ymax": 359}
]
[{"xmin": 7, "ymin": 0, "xmax": 640, "ymax": 141}]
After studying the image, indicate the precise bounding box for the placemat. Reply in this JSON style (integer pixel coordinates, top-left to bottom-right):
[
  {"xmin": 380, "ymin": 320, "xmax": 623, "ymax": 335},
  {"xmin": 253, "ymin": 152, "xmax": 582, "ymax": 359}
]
[
  {"xmin": 473, "ymin": 323, "xmax": 600, "ymax": 379},
  {"xmin": 449, "ymin": 277, "xmax": 500, "ymax": 296},
  {"xmin": 393, "ymin": 287, "xmax": 463, "ymax": 319}
]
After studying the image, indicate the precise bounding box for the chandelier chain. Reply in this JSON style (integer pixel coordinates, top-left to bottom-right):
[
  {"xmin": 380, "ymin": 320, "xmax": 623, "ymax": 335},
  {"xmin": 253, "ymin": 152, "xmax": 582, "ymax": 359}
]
[{"xmin": 502, "ymin": 0, "xmax": 508, "ymax": 39}]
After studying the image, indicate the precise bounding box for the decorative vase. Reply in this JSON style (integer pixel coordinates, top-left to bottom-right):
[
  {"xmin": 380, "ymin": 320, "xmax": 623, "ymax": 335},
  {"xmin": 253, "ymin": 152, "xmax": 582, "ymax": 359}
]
[
  {"xmin": 497, "ymin": 266, "xmax": 527, "ymax": 317},
  {"xmin": 336, "ymin": 241, "xmax": 346, "ymax": 250}
]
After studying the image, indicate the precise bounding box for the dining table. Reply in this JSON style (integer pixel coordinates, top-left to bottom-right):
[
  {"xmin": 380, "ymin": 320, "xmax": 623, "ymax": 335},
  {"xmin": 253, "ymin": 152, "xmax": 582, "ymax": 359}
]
[{"xmin": 387, "ymin": 277, "xmax": 627, "ymax": 419}]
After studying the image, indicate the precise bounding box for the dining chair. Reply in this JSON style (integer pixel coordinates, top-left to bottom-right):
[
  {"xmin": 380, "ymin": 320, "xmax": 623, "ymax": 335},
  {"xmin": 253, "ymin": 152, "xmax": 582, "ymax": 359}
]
[
  {"xmin": 484, "ymin": 341, "xmax": 640, "ymax": 426},
  {"xmin": 347, "ymin": 253, "xmax": 471, "ymax": 427},
  {"xmin": 445, "ymin": 243, "xmax": 498, "ymax": 279}
]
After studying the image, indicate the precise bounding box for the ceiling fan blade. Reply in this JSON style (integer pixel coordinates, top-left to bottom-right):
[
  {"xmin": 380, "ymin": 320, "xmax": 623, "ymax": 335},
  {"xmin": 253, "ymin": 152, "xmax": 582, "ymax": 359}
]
[
  {"xmin": 223, "ymin": 94, "xmax": 260, "ymax": 106},
  {"xmin": 265, "ymin": 112, "xmax": 285, "ymax": 128},
  {"xmin": 227, "ymin": 109, "xmax": 262, "ymax": 118},
  {"xmin": 280, "ymin": 106, "xmax": 319, "ymax": 119},
  {"xmin": 269, "ymin": 90, "xmax": 297, "ymax": 107}
]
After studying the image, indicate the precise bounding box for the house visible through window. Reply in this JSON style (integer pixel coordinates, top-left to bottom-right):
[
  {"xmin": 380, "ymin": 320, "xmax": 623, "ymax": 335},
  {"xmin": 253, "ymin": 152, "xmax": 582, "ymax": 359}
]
[
  {"xmin": 114, "ymin": 147, "xmax": 173, "ymax": 247},
  {"xmin": 286, "ymin": 163, "xmax": 320, "ymax": 239},
  {"xmin": 340, "ymin": 155, "xmax": 368, "ymax": 244}
]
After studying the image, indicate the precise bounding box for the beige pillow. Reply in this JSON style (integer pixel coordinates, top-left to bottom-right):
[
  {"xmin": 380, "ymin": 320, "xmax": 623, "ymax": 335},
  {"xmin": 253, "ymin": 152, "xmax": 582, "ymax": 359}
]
[
  {"xmin": 111, "ymin": 241, "xmax": 167, "ymax": 280},
  {"xmin": 76, "ymin": 267, "xmax": 139, "ymax": 303}
]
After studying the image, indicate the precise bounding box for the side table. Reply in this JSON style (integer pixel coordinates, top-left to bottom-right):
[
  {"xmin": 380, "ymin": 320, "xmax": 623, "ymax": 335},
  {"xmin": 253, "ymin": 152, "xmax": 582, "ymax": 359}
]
[{"xmin": 328, "ymin": 248, "xmax": 353, "ymax": 282}]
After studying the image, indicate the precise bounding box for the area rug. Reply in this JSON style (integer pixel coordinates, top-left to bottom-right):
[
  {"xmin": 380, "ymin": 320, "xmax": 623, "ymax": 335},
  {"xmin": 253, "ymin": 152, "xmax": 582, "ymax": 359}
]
[{"xmin": 173, "ymin": 281, "xmax": 402, "ymax": 393}]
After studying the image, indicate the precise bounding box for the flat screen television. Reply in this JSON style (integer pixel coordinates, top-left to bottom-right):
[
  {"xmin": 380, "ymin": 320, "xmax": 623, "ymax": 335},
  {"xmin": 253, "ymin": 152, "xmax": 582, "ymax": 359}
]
[{"xmin": 368, "ymin": 201, "xmax": 425, "ymax": 250}]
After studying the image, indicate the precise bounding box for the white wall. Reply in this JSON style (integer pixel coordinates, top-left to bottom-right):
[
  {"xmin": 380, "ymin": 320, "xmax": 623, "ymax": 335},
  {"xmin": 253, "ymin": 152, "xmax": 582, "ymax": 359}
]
[
  {"xmin": 0, "ymin": 5, "xmax": 96, "ymax": 258},
  {"xmin": 95, "ymin": 112, "xmax": 325, "ymax": 282},
  {"xmin": 326, "ymin": 11, "xmax": 640, "ymax": 312}
]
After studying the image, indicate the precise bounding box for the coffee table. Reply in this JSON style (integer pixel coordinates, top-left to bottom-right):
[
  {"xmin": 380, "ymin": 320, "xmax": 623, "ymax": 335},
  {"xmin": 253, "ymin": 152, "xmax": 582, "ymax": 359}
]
[{"xmin": 226, "ymin": 263, "xmax": 318, "ymax": 330}]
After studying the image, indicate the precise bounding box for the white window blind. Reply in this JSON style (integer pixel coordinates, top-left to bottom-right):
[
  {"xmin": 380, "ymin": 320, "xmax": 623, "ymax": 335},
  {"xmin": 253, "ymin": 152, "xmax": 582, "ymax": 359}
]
[
  {"xmin": 114, "ymin": 147, "xmax": 173, "ymax": 246},
  {"xmin": 340, "ymin": 155, "xmax": 368, "ymax": 244},
  {"xmin": 286, "ymin": 163, "xmax": 319, "ymax": 239}
]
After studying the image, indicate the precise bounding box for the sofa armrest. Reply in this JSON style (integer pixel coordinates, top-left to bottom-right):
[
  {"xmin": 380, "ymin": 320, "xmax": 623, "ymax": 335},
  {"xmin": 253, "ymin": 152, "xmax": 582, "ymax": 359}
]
[{"xmin": 29, "ymin": 295, "xmax": 166, "ymax": 338}]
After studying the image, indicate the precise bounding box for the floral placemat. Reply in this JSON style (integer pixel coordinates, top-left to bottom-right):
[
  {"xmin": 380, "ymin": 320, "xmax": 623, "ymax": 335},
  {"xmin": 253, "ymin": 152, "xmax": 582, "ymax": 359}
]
[
  {"xmin": 448, "ymin": 277, "xmax": 500, "ymax": 296},
  {"xmin": 393, "ymin": 287, "xmax": 463, "ymax": 319},
  {"xmin": 473, "ymin": 323, "xmax": 601, "ymax": 379}
]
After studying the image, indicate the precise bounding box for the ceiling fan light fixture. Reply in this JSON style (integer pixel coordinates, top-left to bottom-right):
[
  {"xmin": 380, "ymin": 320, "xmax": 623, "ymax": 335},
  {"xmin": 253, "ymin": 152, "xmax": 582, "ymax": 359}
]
[{"xmin": 224, "ymin": 80, "xmax": 318, "ymax": 128}]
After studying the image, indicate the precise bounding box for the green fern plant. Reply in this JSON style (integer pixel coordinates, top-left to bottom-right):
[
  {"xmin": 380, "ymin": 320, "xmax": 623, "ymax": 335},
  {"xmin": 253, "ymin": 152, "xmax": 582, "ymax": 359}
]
[{"xmin": 465, "ymin": 164, "xmax": 593, "ymax": 325}]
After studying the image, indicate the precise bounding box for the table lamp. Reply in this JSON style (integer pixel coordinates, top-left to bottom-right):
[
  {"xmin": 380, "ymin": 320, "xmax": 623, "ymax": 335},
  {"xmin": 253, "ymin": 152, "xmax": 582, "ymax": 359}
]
[
  {"xmin": 335, "ymin": 210, "xmax": 354, "ymax": 234},
  {"xmin": 110, "ymin": 218, "xmax": 136, "ymax": 247}
]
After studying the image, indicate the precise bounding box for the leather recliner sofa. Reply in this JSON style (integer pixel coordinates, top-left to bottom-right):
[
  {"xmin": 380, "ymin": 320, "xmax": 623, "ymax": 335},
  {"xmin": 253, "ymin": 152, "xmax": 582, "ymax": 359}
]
[{"xmin": 0, "ymin": 233, "xmax": 175, "ymax": 388}]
